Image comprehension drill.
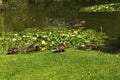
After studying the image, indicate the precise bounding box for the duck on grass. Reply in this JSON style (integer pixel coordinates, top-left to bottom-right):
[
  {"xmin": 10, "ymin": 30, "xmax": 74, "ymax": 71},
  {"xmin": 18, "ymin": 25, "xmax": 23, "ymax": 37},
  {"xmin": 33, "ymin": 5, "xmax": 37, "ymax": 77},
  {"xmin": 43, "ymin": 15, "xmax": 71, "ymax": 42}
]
[{"xmin": 0, "ymin": 27, "xmax": 109, "ymax": 55}]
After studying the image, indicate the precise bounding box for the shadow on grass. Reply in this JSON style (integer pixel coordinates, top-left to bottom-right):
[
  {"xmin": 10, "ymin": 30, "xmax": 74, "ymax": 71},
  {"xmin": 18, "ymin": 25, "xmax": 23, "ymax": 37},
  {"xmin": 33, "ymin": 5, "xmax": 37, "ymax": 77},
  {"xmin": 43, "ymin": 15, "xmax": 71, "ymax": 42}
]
[{"xmin": 97, "ymin": 46, "xmax": 120, "ymax": 54}]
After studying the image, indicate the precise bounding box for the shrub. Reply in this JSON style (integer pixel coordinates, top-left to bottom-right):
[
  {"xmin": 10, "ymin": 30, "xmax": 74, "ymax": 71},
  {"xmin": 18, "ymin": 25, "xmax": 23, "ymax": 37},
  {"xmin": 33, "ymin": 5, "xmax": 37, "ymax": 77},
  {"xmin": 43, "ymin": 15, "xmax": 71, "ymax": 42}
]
[{"xmin": 80, "ymin": 3, "xmax": 120, "ymax": 12}]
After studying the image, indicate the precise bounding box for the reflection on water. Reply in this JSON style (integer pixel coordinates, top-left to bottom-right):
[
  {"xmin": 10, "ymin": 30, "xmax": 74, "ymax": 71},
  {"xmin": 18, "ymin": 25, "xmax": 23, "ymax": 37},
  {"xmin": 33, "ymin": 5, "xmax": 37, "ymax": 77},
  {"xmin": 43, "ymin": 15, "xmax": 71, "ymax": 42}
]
[{"xmin": 0, "ymin": 6, "xmax": 120, "ymax": 37}]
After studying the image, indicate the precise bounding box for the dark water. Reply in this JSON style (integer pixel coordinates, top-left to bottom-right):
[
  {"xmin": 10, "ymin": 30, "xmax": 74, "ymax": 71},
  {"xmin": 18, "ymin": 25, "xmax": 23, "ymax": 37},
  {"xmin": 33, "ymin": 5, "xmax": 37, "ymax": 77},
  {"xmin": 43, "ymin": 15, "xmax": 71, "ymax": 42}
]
[
  {"xmin": 0, "ymin": 5, "xmax": 120, "ymax": 53},
  {"xmin": 0, "ymin": 7, "xmax": 120, "ymax": 37}
]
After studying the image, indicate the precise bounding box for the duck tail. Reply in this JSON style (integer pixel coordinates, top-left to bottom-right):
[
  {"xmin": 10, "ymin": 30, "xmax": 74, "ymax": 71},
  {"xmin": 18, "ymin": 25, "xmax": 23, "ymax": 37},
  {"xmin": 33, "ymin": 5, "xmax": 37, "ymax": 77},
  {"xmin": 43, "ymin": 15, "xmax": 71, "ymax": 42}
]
[
  {"xmin": 7, "ymin": 52, "xmax": 11, "ymax": 55},
  {"xmin": 52, "ymin": 48, "xmax": 59, "ymax": 52}
]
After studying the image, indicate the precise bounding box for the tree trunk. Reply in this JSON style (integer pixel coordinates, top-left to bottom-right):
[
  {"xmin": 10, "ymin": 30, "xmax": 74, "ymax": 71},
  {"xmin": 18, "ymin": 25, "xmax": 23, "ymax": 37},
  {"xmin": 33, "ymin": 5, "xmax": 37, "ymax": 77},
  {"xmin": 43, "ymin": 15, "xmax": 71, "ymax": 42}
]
[
  {"xmin": 0, "ymin": 0, "xmax": 2, "ymax": 5},
  {"xmin": 0, "ymin": 14, "xmax": 4, "ymax": 32}
]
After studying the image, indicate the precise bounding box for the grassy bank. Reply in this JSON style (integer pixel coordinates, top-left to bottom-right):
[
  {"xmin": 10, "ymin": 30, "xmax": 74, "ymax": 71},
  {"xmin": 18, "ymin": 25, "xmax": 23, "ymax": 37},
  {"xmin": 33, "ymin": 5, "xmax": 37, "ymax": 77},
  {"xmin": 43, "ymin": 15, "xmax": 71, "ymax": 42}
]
[{"xmin": 0, "ymin": 49, "xmax": 120, "ymax": 80}]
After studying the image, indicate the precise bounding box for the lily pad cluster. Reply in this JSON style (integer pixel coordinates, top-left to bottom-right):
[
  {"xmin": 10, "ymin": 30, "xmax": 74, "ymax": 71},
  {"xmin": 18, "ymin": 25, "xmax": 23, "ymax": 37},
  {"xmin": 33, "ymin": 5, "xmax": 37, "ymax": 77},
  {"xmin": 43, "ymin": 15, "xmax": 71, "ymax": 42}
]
[
  {"xmin": 80, "ymin": 3, "xmax": 120, "ymax": 12},
  {"xmin": 0, "ymin": 27, "xmax": 109, "ymax": 54}
]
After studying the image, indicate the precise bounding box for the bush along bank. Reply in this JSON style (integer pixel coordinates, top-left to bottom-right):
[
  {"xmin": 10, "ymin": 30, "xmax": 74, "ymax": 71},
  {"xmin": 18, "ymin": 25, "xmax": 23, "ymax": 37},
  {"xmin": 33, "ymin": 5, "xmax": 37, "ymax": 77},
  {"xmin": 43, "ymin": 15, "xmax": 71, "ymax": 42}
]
[
  {"xmin": 0, "ymin": 27, "xmax": 109, "ymax": 54},
  {"xmin": 80, "ymin": 3, "xmax": 120, "ymax": 12}
]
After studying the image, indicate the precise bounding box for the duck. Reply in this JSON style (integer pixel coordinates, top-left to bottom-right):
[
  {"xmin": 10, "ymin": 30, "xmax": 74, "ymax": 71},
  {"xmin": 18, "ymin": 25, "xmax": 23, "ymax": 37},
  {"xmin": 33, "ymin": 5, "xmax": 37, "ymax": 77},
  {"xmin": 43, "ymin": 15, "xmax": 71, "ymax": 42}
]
[
  {"xmin": 49, "ymin": 18, "xmax": 54, "ymax": 23},
  {"xmin": 58, "ymin": 20, "xmax": 66, "ymax": 26},
  {"xmin": 72, "ymin": 20, "xmax": 85, "ymax": 28},
  {"xmin": 118, "ymin": 36, "xmax": 120, "ymax": 39},
  {"xmin": 116, "ymin": 33, "xmax": 120, "ymax": 39},
  {"xmin": 17, "ymin": 17, "xmax": 26, "ymax": 22},
  {"xmin": 89, "ymin": 45, "xmax": 99, "ymax": 50},
  {"xmin": 24, "ymin": 43, "xmax": 40, "ymax": 53},
  {"xmin": 45, "ymin": 17, "xmax": 55, "ymax": 24},
  {"xmin": 79, "ymin": 44, "xmax": 98, "ymax": 50},
  {"xmin": 80, "ymin": 20, "xmax": 85, "ymax": 24},
  {"xmin": 7, "ymin": 45, "xmax": 21, "ymax": 55},
  {"xmin": 73, "ymin": 23, "xmax": 82, "ymax": 27},
  {"xmin": 100, "ymin": 26, "xmax": 103, "ymax": 33},
  {"xmin": 52, "ymin": 41, "xmax": 67, "ymax": 53},
  {"xmin": 29, "ymin": 17, "xmax": 36, "ymax": 22}
]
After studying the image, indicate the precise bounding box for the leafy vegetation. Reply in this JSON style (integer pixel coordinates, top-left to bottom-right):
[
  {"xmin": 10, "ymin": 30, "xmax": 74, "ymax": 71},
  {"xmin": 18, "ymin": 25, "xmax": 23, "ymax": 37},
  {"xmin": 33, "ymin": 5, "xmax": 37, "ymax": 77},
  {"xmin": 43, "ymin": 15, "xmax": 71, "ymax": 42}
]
[
  {"xmin": 80, "ymin": 3, "xmax": 120, "ymax": 12},
  {"xmin": 1, "ymin": 0, "xmax": 120, "ymax": 12},
  {"xmin": 0, "ymin": 49, "xmax": 120, "ymax": 80},
  {"xmin": 0, "ymin": 0, "xmax": 27, "ymax": 10},
  {"xmin": 0, "ymin": 27, "xmax": 109, "ymax": 55}
]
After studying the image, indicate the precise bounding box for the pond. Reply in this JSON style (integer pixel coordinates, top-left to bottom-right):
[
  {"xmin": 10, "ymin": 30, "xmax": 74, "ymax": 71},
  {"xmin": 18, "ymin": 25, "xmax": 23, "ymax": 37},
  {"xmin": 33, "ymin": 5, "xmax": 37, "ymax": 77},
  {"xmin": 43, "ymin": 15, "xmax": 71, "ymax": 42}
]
[
  {"xmin": 0, "ymin": 6, "xmax": 120, "ymax": 37},
  {"xmin": 0, "ymin": 4, "xmax": 120, "ymax": 53}
]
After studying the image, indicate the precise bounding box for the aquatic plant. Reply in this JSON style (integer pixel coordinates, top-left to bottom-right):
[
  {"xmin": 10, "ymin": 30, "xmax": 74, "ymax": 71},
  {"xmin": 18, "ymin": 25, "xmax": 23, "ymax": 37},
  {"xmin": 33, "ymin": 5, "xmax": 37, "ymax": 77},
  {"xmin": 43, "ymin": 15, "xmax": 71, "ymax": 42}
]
[
  {"xmin": 0, "ymin": 27, "xmax": 109, "ymax": 54},
  {"xmin": 80, "ymin": 3, "xmax": 120, "ymax": 12}
]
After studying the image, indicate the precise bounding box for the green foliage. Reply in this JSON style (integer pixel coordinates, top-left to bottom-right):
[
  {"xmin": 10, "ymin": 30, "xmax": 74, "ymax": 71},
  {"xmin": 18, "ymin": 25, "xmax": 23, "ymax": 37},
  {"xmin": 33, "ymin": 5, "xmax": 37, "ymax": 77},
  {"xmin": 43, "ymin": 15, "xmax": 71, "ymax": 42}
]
[
  {"xmin": 0, "ymin": 27, "xmax": 109, "ymax": 54},
  {"xmin": 80, "ymin": 3, "xmax": 120, "ymax": 12},
  {"xmin": 1, "ymin": 0, "xmax": 28, "ymax": 10},
  {"xmin": 3, "ymin": 0, "xmax": 18, "ymax": 6},
  {"xmin": 1, "ymin": 0, "xmax": 120, "ymax": 12}
]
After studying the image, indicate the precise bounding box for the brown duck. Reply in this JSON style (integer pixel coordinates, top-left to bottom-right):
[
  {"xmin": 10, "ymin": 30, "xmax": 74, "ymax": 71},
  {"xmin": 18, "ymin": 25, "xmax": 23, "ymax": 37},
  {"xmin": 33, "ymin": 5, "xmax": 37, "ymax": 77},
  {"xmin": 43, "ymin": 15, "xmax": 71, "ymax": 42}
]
[
  {"xmin": 52, "ymin": 41, "xmax": 67, "ymax": 53},
  {"xmin": 80, "ymin": 44, "xmax": 98, "ymax": 50},
  {"xmin": 7, "ymin": 45, "xmax": 21, "ymax": 55},
  {"xmin": 24, "ymin": 43, "xmax": 40, "ymax": 53}
]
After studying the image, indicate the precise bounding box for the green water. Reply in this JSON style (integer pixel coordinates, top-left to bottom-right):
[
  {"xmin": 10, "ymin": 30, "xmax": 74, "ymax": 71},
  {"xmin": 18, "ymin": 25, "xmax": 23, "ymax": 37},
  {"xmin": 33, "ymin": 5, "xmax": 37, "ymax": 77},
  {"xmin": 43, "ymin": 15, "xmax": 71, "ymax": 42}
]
[{"xmin": 0, "ymin": 5, "xmax": 120, "ymax": 37}]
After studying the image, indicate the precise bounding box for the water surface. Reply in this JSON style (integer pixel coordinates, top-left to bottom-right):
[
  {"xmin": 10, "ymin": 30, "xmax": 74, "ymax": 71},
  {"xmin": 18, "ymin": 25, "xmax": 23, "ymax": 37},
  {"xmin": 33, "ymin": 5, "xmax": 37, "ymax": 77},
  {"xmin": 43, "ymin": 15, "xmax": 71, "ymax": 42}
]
[{"xmin": 0, "ymin": 5, "xmax": 120, "ymax": 37}]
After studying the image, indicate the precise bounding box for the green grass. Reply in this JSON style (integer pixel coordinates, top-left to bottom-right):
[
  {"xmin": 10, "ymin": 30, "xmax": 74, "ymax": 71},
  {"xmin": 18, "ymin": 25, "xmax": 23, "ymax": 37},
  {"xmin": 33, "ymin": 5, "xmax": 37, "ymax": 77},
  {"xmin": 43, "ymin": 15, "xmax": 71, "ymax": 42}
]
[{"xmin": 0, "ymin": 49, "xmax": 120, "ymax": 80}]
